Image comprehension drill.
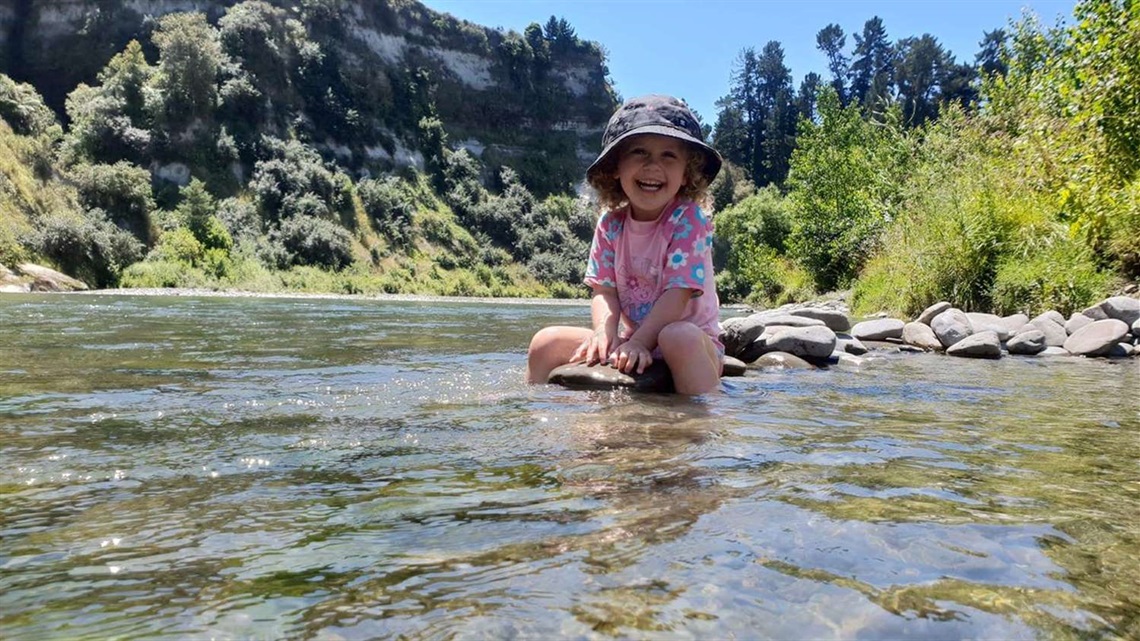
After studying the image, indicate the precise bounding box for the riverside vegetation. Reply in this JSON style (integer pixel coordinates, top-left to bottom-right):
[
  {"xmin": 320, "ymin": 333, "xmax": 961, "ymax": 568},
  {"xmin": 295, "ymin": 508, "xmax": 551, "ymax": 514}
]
[{"xmin": 0, "ymin": 0, "xmax": 1137, "ymax": 318}]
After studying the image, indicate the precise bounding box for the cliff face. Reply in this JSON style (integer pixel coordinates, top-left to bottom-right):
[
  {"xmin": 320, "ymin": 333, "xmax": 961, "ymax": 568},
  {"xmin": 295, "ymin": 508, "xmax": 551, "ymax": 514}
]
[{"xmin": 0, "ymin": 0, "xmax": 617, "ymax": 192}]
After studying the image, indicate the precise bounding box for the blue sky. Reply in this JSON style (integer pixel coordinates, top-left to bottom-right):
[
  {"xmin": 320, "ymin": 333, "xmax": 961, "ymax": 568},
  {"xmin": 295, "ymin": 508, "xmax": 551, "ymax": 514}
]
[{"xmin": 420, "ymin": 0, "xmax": 1076, "ymax": 123}]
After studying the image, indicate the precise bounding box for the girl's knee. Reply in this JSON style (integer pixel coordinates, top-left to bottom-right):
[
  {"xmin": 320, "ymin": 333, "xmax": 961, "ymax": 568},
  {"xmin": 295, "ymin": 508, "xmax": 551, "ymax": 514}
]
[{"xmin": 658, "ymin": 321, "xmax": 704, "ymax": 349}]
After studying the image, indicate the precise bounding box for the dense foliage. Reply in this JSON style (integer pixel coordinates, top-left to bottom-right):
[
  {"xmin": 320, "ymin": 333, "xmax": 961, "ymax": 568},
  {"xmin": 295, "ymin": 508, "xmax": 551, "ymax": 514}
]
[{"xmin": 0, "ymin": 0, "xmax": 1135, "ymax": 315}]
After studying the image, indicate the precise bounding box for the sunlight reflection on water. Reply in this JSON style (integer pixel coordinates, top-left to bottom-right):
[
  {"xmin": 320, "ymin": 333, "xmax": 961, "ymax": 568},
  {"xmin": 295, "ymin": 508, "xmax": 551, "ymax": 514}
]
[{"xmin": 0, "ymin": 292, "xmax": 1137, "ymax": 639}]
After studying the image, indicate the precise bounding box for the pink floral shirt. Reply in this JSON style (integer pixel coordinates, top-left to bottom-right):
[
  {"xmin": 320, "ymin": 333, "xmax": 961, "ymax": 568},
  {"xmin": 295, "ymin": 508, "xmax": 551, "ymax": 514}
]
[{"xmin": 583, "ymin": 198, "xmax": 722, "ymax": 348}]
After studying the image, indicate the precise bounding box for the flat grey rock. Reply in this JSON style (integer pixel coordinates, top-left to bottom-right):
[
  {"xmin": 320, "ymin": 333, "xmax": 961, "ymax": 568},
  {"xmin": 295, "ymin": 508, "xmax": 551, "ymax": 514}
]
[
  {"xmin": 835, "ymin": 333, "xmax": 868, "ymax": 355},
  {"xmin": 747, "ymin": 313, "xmax": 826, "ymax": 328},
  {"xmin": 789, "ymin": 308, "xmax": 851, "ymax": 332},
  {"xmin": 902, "ymin": 321, "xmax": 942, "ymax": 351},
  {"xmin": 1065, "ymin": 313, "xmax": 1094, "ymax": 336},
  {"xmin": 931, "ymin": 308, "xmax": 972, "ymax": 348},
  {"xmin": 16, "ymin": 263, "xmax": 89, "ymax": 292},
  {"xmin": 548, "ymin": 361, "xmax": 674, "ymax": 393},
  {"xmin": 1079, "ymin": 303, "xmax": 1109, "ymax": 321},
  {"xmin": 1064, "ymin": 319, "xmax": 1130, "ymax": 357},
  {"xmin": 966, "ymin": 312, "xmax": 1013, "ymax": 341},
  {"xmin": 748, "ymin": 352, "xmax": 816, "ymax": 369},
  {"xmin": 851, "ymin": 318, "xmax": 905, "ymax": 341},
  {"xmin": 946, "ymin": 330, "xmax": 1002, "ymax": 359},
  {"xmin": 765, "ymin": 326, "xmax": 837, "ymax": 359},
  {"xmin": 1006, "ymin": 329, "xmax": 1046, "ymax": 355},
  {"xmin": 1040, "ymin": 346, "xmax": 1072, "ymax": 356},
  {"xmin": 1000, "ymin": 313, "xmax": 1030, "ymax": 334},
  {"xmin": 1029, "ymin": 314, "xmax": 1068, "ymax": 346},
  {"xmin": 916, "ymin": 301, "xmax": 952, "ymax": 325}
]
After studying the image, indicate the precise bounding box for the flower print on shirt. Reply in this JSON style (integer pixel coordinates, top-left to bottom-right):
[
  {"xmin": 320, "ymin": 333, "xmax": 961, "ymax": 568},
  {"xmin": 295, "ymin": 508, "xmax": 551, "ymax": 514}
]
[
  {"xmin": 660, "ymin": 203, "xmax": 713, "ymax": 296},
  {"xmin": 667, "ymin": 248, "xmax": 689, "ymax": 269}
]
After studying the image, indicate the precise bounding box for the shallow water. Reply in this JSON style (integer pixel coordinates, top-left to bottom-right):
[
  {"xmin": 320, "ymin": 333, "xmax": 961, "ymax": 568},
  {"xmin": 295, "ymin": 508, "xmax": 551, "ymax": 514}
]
[{"xmin": 1, "ymin": 292, "xmax": 1137, "ymax": 640}]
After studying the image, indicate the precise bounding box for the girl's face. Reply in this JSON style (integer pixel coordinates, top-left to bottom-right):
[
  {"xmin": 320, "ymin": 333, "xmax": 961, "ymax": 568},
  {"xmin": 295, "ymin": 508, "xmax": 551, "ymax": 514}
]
[{"xmin": 613, "ymin": 134, "xmax": 689, "ymax": 221}]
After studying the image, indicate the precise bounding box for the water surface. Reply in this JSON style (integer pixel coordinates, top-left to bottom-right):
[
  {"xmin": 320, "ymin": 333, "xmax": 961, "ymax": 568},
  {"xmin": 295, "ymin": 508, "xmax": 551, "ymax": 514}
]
[{"xmin": 1, "ymin": 293, "xmax": 1137, "ymax": 639}]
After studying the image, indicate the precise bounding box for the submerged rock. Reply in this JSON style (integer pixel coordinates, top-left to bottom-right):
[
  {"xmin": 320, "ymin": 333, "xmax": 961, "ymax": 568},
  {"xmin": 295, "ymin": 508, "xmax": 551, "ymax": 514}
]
[
  {"xmin": 548, "ymin": 361, "xmax": 675, "ymax": 393},
  {"xmin": 748, "ymin": 352, "xmax": 815, "ymax": 369}
]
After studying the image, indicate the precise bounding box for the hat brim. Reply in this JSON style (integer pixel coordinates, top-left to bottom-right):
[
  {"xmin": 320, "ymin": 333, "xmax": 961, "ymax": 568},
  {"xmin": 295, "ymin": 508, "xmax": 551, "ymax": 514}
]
[{"xmin": 586, "ymin": 124, "xmax": 723, "ymax": 185}]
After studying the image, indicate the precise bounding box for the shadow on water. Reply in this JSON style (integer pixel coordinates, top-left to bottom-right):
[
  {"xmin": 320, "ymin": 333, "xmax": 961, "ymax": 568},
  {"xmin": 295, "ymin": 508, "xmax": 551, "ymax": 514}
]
[{"xmin": 1, "ymin": 293, "xmax": 1138, "ymax": 639}]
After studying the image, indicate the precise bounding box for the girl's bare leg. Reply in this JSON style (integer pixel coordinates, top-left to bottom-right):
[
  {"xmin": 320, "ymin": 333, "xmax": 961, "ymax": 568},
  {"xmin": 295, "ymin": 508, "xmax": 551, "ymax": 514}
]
[
  {"xmin": 657, "ymin": 321, "xmax": 722, "ymax": 395},
  {"xmin": 526, "ymin": 326, "xmax": 593, "ymax": 383}
]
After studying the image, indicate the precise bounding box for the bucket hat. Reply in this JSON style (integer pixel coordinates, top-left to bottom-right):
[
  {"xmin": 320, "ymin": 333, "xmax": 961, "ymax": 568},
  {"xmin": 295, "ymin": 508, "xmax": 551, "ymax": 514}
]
[{"xmin": 587, "ymin": 95, "xmax": 722, "ymax": 185}]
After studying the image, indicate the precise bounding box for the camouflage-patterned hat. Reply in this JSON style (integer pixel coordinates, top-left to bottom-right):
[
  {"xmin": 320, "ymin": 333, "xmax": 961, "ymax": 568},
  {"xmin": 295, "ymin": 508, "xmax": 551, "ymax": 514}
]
[{"xmin": 587, "ymin": 95, "xmax": 722, "ymax": 185}]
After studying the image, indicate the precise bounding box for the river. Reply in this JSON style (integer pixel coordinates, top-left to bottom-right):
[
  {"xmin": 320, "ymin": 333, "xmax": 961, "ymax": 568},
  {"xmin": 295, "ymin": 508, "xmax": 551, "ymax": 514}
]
[{"xmin": 1, "ymin": 292, "xmax": 1137, "ymax": 639}]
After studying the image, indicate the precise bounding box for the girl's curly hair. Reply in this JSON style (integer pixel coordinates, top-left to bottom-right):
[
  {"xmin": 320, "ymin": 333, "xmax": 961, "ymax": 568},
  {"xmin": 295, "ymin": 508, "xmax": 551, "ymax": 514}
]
[{"xmin": 587, "ymin": 139, "xmax": 713, "ymax": 213}]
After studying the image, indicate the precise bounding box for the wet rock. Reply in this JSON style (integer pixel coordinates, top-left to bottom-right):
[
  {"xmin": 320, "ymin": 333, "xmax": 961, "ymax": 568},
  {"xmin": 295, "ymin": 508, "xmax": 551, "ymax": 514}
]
[
  {"xmin": 832, "ymin": 352, "xmax": 864, "ymax": 367},
  {"xmin": 748, "ymin": 352, "xmax": 815, "ymax": 369},
  {"xmin": 851, "ymin": 318, "xmax": 905, "ymax": 341},
  {"xmin": 1040, "ymin": 346, "xmax": 1072, "ymax": 356},
  {"xmin": 1064, "ymin": 319, "xmax": 1130, "ymax": 357},
  {"xmin": 1065, "ymin": 313, "xmax": 1094, "ymax": 336},
  {"xmin": 548, "ymin": 361, "xmax": 674, "ymax": 393},
  {"xmin": 902, "ymin": 321, "xmax": 942, "ymax": 351},
  {"xmin": 1107, "ymin": 342, "xmax": 1135, "ymax": 358},
  {"xmin": 916, "ymin": 301, "xmax": 952, "ymax": 325},
  {"xmin": 966, "ymin": 312, "xmax": 1013, "ymax": 341},
  {"xmin": 737, "ymin": 336, "xmax": 770, "ymax": 364},
  {"xmin": 931, "ymin": 308, "xmax": 973, "ymax": 348},
  {"xmin": 17, "ymin": 263, "xmax": 88, "ymax": 292},
  {"xmin": 789, "ymin": 308, "xmax": 851, "ymax": 332},
  {"xmin": 1006, "ymin": 329, "xmax": 1046, "ymax": 355},
  {"xmin": 722, "ymin": 356, "xmax": 747, "ymax": 377},
  {"xmin": 1133, "ymin": 318, "xmax": 1140, "ymax": 338},
  {"xmin": 720, "ymin": 316, "xmax": 767, "ymax": 359},
  {"xmin": 765, "ymin": 326, "xmax": 837, "ymax": 359},
  {"xmin": 946, "ymin": 330, "xmax": 1002, "ymax": 359},
  {"xmin": 835, "ymin": 333, "xmax": 868, "ymax": 355},
  {"xmin": 1029, "ymin": 312, "xmax": 1068, "ymax": 347}
]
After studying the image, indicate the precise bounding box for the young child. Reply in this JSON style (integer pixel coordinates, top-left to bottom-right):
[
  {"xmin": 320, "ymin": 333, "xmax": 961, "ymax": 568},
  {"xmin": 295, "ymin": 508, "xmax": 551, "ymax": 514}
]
[{"xmin": 526, "ymin": 95, "xmax": 724, "ymax": 395}]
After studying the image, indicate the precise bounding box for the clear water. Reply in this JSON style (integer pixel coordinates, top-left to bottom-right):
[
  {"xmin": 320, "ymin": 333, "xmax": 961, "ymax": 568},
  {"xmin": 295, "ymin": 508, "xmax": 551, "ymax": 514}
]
[{"xmin": 1, "ymin": 293, "xmax": 1137, "ymax": 640}]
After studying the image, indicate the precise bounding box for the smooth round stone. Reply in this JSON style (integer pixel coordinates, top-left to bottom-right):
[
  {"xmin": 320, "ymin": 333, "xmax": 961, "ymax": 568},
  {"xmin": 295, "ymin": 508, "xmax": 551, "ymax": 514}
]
[
  {"xmin": 722, "ymin": 356, "xmax": 747, "ymax": 377},
  {"xmin": 748, "ymin": 352, "xmax": 815, "ymax": 369},
  {"xmin": 1034, "ymin": 310, "xmax": 1067, "ymax": 326},
  {"xmin": 835, "ymin": 333, "xmax": 868, "ymax": 355},
  {"xmin": 999, "ymin": 313, "xmax": 1030, "ymax": 334},
  {"xmin": 548, "ymin": 361, "xmax": 674, "ymax": 393},
  {"xmin": 1040, "ymin": 346, "xmax": 1072, "ymax": 356},
  {"xmin": 765, "ymin": 326, "xmax": 837, "ymax": 359},
  {"xmin": 1096, "ymin": 296, "xmax": 1140, "ymax": 326},
  {"xmin": 720, "ymin": 316, "xmax": 767, "ymax": 359},
  {"xmin": 1065, "ymin": 313, "xmax": 1094, "ymax": 336},
  {"xmin": 851, "ymin": 318, "xmax": 905, "ymax": 341},
  {"xmin": 1029, "ymin": 314, "xmax": 1068, "ymax": 347},
  {"xmin": 746, "ymin": 313, "xmax": 826, "ymax": 328},
  {"xmin": 916, "ymin": 301, "xmax": 952, "ymax": 325},
  {"xmin": 902, "ymin": 321, "xmax": 942, "ymax": 351},
  {"xmin": 788, "ymin": 308, "xmax": 851, "ymax": 332},
  {"xmin": 931, "ymin": 308, "xmax": 972, "ymax": 348},
  {"xmin": 946, "ymin": 330, "xmax": 1002, "ymax": 359},
  {"xmin": 1079, "ymin": 303, "xmax": 1109, "ymax": 321},
  {"xmin": 1006, "ymin": 329, "xmax": 1046, "ymax": 355},
  {"xmin": 1064, "ymin": 319, "xmax": 1130, "ymax": 357},
  {"xmin": 966, "ymin": 312, "xmax": 1013, "ymax": 341}
]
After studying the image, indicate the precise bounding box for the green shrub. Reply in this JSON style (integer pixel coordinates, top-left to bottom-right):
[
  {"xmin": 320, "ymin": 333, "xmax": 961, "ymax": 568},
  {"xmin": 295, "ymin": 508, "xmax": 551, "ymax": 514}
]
[
  {"xmin": 358, "ymin": 175, "xmax": 416, "ymax": 248},
  {"xmin": 268, "ymin": 215, "xmax": 355, "ymax": 270},
  {"xmin": 991, "ymin": 242, "xmax": 1113, "ymax": 315},
  {"xmin": 35, "ymin": 209, "xmax": 144, "ymax": 287},
  {"xmin": 120, "ymin": 260, "xmax": 212, "ymax": 289},
  {"xmin": 151, "ymin": 227, "xmax": 204, "ymax": 265},
  {"xmin": 69, "ymin": 161, "xmax": 156, "ymax": 245}
]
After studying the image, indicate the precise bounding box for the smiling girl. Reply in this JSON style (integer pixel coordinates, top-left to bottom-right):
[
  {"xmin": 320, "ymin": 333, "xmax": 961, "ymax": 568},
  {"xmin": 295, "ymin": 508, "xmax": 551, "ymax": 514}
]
[{"xmin": 526, "ymin": 95, "xmax": 725, "ymax": 395}]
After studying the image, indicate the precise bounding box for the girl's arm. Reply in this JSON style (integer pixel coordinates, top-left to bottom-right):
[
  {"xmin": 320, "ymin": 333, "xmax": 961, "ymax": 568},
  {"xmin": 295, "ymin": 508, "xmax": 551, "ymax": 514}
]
[
  {"xmin": 614, "ymin": 287, "xmax": 693, "ymax": 373},
  {"xmin": 570, "ymin": 286, "xmax": 622, "ymax": 365}
]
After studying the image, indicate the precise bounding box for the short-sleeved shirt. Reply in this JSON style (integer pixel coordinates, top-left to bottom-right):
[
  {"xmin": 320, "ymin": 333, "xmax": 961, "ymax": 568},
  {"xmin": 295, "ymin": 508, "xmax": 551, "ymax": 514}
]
[{"xmin": 583, "ymin": 198, "xmax": 722, "ymax": 348}]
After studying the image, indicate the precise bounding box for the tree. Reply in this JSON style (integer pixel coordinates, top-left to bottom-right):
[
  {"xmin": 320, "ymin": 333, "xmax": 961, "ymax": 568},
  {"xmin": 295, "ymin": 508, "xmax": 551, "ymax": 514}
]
[
  {"xmin": 976, "ymin": 29, "xmax": 1009, "ymax": 78},
  {"xmin": 816, "ymin": 24, "xmax": 849, "ymax": 104},
  {"xmin": 796, "ymin": 72, "xmax": 822, "ymax": 123},
  {"xmin": 715, "ymin": 43, "xmax": 797, "ymax": 186},
  {"xmin": 152, "ymin": 12, "xmax": 227, "ymax": 126},
  {"xmin": 894, "ymin": 34, "xmax": 946, "ymax": 127},
  {"xmin": 850, "ymin": 17, "xmax": 895, "ymax": 117}
]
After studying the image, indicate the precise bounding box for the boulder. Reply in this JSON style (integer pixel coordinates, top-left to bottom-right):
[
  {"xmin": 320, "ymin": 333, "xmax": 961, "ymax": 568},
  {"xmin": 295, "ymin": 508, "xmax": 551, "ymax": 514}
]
[
  {"xmin": 966, "ymin": 312, "xmax": 1013, "ymax": 341},
  {"xmin": 902, "ymin": 321, "xmax": 942, "ymax": 351},
  {"xmin": 1040, "ymin": 346, "xmax": 1072, "ymax": 356},
  {"xmin": 765, "ymin": 326, "xmax": 837, "ymax": 360},
  {"xmin": 746, "ymin": 313, "xmax": 826, "ymax": 328},
  {"xmin": 16, "ymin": 263, "xmax": 88, "ymax": 292},
  {"xmin": 916, "ymin": 301, "xmax": 952, "ymax": 325},
  {"xmin": 737, "ymin": 336, "xmax": 770, "ymax": 364},
  {"xmin": 789, "ymin": 308, "xmax": 851, "ymax": 332},
  {"xmin": 851, "ymin": 318, "xmax": 905, "ymax": 341},
  {"xmin": 1106, "ymin": 342, "xmax": 1135, "ymax": 358},
  {"xmin": 748, "ymin": 352, "xmax": 816, "ymax": 369},
  {"xmin": 719, "ymin": 316, "xmax": 767, "ymax": 359},
  {"xmin": 931, "ymin": 308, "xmax": 973, "ymax": 348},
  {"xmin": 1006, "ymin": 329, "xmax": 1046, "ymax": 355},
  {"xmin": 946, "ymin": 330, "xmax": 1002, "ymax": 359},
  {"xmin": 1063, "ymin": 319, "xmax": 1130, "ymax": 357},
  {"xmin": 1029, "ymin": 312, "xmax": 1068, "ymax": 347},
  {"xmin": 1079, "ymin": 303, "xmax": 1109, "ymax": 321},
  {"xmin": 999, "ymin": 313, "xmax": 1030, "ymax": 334},
  {"xmin": 1065, "ymin": 313, "xmax": 1094, "ymax": 336},
  {"xmin": 834, "ymin": 333, "xmax": 868, "ymax": 355},
  {"xmin": 1092, "ymin": 296, "xmax": 1140, "ymax": 326}
]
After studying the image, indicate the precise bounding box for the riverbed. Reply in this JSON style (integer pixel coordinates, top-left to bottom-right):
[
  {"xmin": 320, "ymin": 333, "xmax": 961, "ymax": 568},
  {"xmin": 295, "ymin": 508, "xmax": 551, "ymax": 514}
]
[{"xmin": 1, "ymin": 292, "xmax": 1137, "ymax": 639}]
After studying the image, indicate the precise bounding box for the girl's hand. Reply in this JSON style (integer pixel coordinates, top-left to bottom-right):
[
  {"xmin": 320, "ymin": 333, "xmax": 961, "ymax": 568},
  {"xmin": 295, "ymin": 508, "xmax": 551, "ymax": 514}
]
[
  {"xmin": 571, "ymin": 327, "xmax": 617, "ymax": 365},
  {"xmin": 611, "ymin": 339, "xmax": 652, "ymax": 374}
]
